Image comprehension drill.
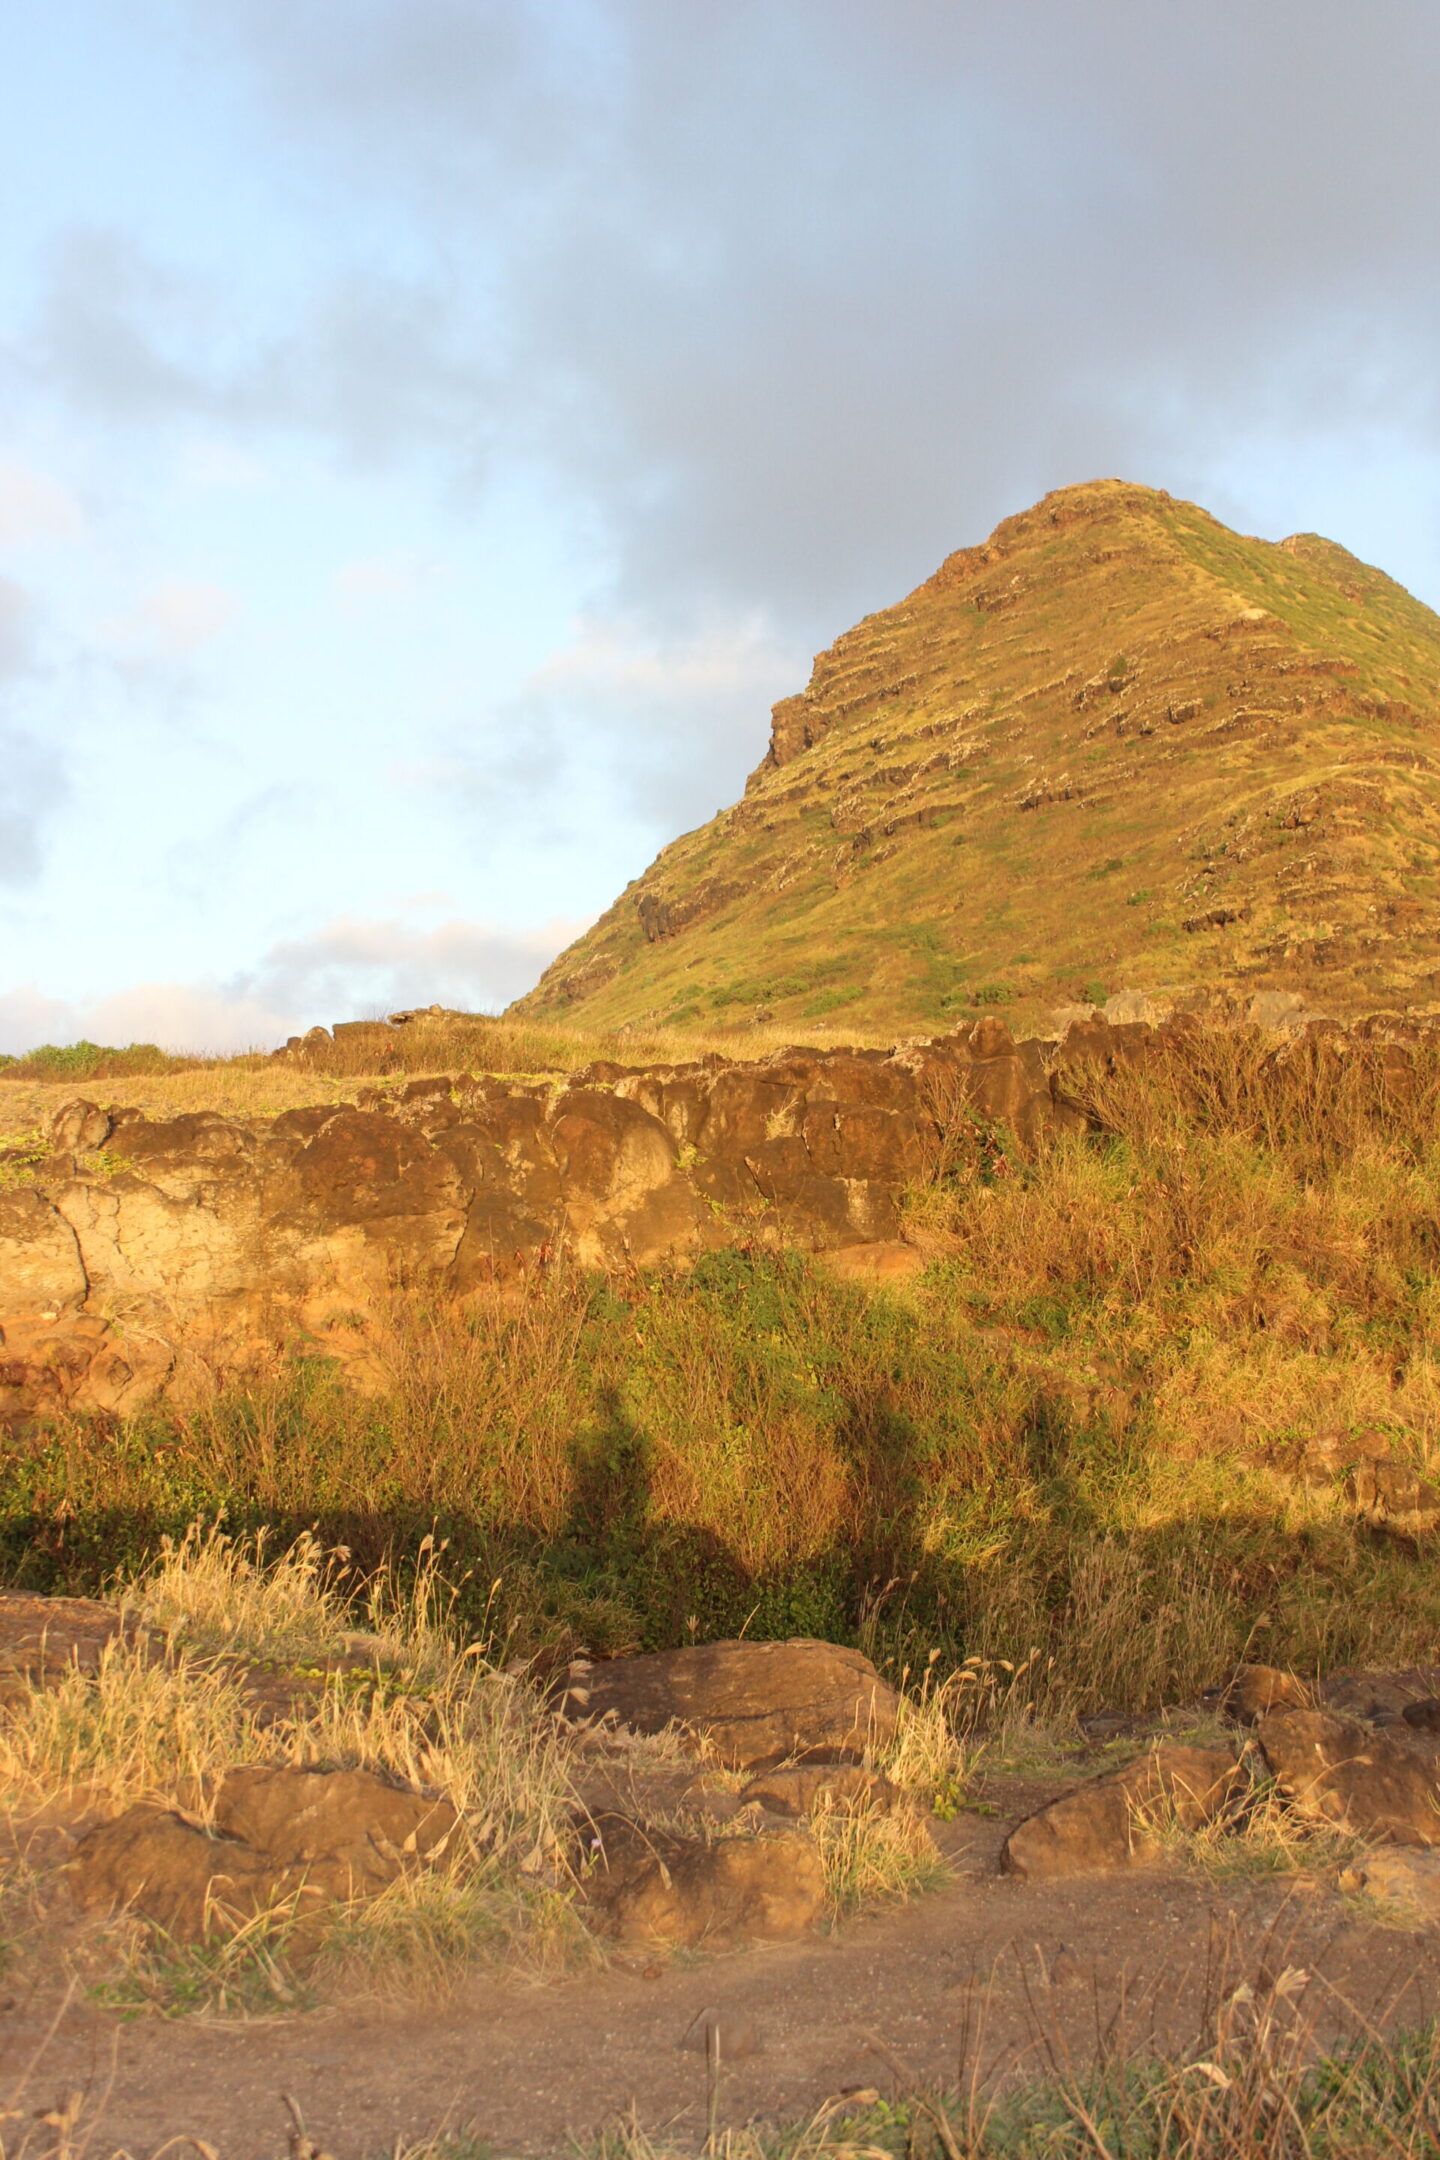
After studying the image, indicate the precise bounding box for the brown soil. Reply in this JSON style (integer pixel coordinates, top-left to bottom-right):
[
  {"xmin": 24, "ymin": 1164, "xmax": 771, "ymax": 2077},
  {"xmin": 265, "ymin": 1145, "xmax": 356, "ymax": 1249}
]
[{"xmin": 6, "ymin": 1776, "xmax": 1439, "ymax": 2157}]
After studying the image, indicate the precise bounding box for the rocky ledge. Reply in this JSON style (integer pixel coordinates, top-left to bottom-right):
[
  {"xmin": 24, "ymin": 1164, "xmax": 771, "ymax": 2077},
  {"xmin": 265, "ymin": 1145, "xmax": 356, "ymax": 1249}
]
[
  {"xmin": 0, "ymin": 1019, "xmax": 1071, "ymax": 1420},
  {"xmin": 2, "ymin": 1003, "xmax": 1433, "ymax": 1423}
]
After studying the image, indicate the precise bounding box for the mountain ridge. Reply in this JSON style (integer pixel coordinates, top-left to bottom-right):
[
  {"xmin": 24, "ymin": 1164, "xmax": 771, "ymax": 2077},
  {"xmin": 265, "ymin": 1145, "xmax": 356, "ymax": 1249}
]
[{"xmin": 512, "ymin": 480, "xmax": 1440, "ymax": 1036}]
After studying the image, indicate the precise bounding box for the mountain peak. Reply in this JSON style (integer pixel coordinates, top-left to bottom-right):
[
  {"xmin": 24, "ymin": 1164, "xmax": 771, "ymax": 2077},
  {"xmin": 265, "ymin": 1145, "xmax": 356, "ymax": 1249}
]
[{"xmin": 513, "ymin": 483, "xmax": 1440, "ymax": 1037}]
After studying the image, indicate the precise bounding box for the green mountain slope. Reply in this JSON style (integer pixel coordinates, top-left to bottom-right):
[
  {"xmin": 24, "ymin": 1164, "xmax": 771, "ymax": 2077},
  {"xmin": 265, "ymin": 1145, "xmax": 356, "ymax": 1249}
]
[{"xmin": 512, "ymin": 480, "xmax": 1440, "ymax": 1037}]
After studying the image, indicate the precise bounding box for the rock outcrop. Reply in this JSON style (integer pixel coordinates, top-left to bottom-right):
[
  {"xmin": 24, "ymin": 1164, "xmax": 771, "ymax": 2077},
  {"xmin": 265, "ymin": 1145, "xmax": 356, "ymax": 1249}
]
[
  {"xmin": 1256, "ymin": 1708, "xmax": 1440, "ymax": 1846},
  {"xmin": 0, "ymin": 1021, "xmax": 1073, "ymax": 1420},
  {"xmin": 1000, "ymin": 1744, "xmax": 1243, "ymax": 1880},
  {"xmin": 8, "ymin": 1002, "xmax": 1437, "ymax": 1423},
  {"xmin": 70, "ymin": 1766, "xmax": 456, "ymax": 1944},
  {"xmin": 580, "ymin": 1812, "xmax": 826, "ymax": 1946},
  {"xmin": 559, "ymin": 1639, "xmax": 901, "ymax": 1769}
]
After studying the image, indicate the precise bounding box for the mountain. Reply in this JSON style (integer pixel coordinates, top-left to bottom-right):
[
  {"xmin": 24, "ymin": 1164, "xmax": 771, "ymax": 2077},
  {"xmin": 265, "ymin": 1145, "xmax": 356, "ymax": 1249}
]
[{"xmin": 512, "ymin": 480, "xmax": 1440, "ymax": 1037}]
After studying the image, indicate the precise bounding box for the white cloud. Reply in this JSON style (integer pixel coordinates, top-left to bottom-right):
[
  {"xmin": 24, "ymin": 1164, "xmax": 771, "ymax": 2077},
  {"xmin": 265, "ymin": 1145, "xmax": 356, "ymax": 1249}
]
[
  {"xmin": 176, "ymin": 440, "xmax": 271, "ymax": 491},
  {"xmin": 529, "ymin": 614, "xmax": 793, "ymax": 705},
  {"xmin": 488, "ymin": 611, "xmax": 803, "ymax": 829},
  {"xmin": 238, "ymin": 911, "xmax": 592, "ymax": 1022},
  {"xmin": 0, "ymin": 581, "xmax": 66, "ymax": 886},
  {"xmin": 90, "ymin": 982, "xmax": 287, "ymax": 1054},
  {"xmin": 329, "ymin": 553, "xmax": 422, "ymax": 609},
  {"xmin": 0, "ymin": 979, "xmax": 287, "ymax": 1058},
  {"xmin": 100, "ymin": 577, "xmax": 239, "ymax": 659},
  {"xmin": 0, "ymin": 457, "xmax": 86, "ymax": 549},
  {"xmin": 0, "ymin": 914, "xmax": 590, "ymax": 1057},
  {"xmin": 0, "ymin": 577, "xmax": 32, "ymax": 678},
  {"xmin": 0, "ymin": 985, "xmax": 78, "ymax": 1055}
]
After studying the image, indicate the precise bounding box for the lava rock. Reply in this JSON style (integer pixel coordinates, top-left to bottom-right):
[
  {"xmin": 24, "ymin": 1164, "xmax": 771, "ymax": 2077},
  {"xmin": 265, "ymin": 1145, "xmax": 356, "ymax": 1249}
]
[{"xmin": 1000, "ymin": 1745, "xmax": 1242, "ymax": 1881}]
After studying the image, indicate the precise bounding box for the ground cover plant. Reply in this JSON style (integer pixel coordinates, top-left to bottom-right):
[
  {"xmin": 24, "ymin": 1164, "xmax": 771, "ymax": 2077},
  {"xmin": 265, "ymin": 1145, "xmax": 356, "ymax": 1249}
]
[
  {"xmin": 586, "ymin": 2012, "xmax": 1440, "ymax": 2159},
  {"xmin": 11, "ymin": 2002, "xmax": 1440, "ymax": 2158},
  {"xmin": 4, "ymin": 1028, "xmax": 1440, "ymax": 1722}
]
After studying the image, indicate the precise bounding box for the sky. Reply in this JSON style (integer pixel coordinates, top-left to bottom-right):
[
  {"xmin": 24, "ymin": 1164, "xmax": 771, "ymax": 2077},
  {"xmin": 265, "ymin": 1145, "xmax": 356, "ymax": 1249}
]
[{"xmin": 3, "ymin": 0, "xmax": 1440, "ymax": 1054}]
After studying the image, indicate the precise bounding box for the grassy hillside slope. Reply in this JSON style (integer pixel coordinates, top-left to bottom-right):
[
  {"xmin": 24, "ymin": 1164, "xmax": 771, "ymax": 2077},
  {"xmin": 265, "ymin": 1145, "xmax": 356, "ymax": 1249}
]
[{"xmin": 514, "ymin": 480, "xmax": 1440, "ymax": 1037}]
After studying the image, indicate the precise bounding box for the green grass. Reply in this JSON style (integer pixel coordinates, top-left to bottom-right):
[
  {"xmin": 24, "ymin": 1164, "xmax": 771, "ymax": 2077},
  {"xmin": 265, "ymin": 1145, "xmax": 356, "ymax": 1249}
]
[
  {"xmin": 0, "ymin": 1039, "xmax": 194, "ymax": 1081},
  {"xmin": 582, "ymin": 2016, "xmax": 1440, "ymax": 2159}
]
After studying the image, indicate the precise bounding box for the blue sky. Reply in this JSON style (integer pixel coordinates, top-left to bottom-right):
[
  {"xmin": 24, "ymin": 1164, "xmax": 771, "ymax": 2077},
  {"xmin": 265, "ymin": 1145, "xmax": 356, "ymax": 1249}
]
[{"xmin": 3, "ymin": 0, "xmax": 1440, "ymax": 1052}]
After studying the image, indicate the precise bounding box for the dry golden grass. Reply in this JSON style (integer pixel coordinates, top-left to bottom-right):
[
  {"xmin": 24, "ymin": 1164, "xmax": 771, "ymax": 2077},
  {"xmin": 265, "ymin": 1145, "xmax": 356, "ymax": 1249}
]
[
  {"xmin": 0, "ymin": 1641, "xmax": 257, "ymax": 1817},
  {"xmin": 0, "ymin": 1530, "xmax": 590, "ymax": 2012},
  {"xmin": 807, "ymin": 1789, "xmax": 948, "ymax": 1917},
  {"xmin": 2, "ymin": 1528, "xmax": 974, "ymax": 2018}
]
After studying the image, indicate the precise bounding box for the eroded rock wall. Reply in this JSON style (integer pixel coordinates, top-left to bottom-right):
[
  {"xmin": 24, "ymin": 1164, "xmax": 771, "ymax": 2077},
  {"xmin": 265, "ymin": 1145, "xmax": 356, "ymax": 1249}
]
[{"xmin": 0, "ymin": 1019, "xmax": 1070, "ymax": 1421}]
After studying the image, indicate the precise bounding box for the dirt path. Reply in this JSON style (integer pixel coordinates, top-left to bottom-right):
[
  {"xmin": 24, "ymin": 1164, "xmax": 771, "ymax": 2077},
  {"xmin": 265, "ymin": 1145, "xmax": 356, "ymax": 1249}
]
[{"xmin": 8, "ymin": 1802, "xmax": 1439, "ymax": 2158}]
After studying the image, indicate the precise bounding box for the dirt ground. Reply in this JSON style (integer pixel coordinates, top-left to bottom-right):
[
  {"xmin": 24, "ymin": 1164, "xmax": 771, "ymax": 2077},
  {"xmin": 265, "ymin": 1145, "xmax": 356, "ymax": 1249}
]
[{"xmin": 6, "ymin": 1774, "xmax": 1439, "ymax": 2159}]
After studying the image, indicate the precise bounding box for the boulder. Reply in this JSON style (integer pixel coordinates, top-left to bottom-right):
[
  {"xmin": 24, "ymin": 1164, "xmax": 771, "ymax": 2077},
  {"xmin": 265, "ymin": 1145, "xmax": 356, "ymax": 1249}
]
[
  {"xmin": 49, "ymin": 1099, "xmax": 114, "ymax": 1153},
  {"xmin": 1256, "ymin": 1709, "xmax": 1440, "ymax": 1845},
  {"xmin": 69, "ymin": 1807, "xmax": 280, "ymax": 1940},
  {"xmin": 561, "ymin": 1640, "xmax": 901, "ymax": 1769},
  {"xmin": 583, "ymin": 1814, "xmax": 825, "ymax": 1947},
  {"xmin": 1340, "ymin": 1848, "xmax": 1440, "ymax": 1924},
  {"xmin": 679, "ymin": 2007, "xmax": 764, "ymax": 2060},
  {"xmin": 738, "ymin": 1763, "xmax": 901, "ymax": 1818},
  {"xmin": 70, "ymin": 1766, "xmax": 460, "ymax": 1944},
  {"xmin": 212, "ymin": 1765, "xmax": 458, "ymax": 1897},
  {"xmin": 1219, "ymin": 1664, "xmax": 1314, "ymax": 1725},
  {"xmin": 0, "ymin": 1589, "xmax": 130, "ymax": 1681},
  {"xmin": 1, "ymin": 1030, "xmax": 1070, "ymax": 1386},
  {"xmin": 814, "ymin": 1241, "xmax": 925, "ymax": 1286},
  {"xmin": 0, "ymin": 1190, "xmax": 87, "ymax": 1317},
  {"xmin": 1000, "ymin": 1745, "xmax": 1242, "ymax": 1881}
]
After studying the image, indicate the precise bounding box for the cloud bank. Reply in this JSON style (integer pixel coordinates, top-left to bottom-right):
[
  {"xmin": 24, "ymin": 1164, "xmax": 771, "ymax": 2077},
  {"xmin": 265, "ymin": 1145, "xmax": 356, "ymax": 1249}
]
[
  {"xmin": 47, "ymin": 0, "xmax": 1433, "ymax": 636},
  {"xmin": 0, "ymin": 913, "xmax": 590, "ymax": 1058}
]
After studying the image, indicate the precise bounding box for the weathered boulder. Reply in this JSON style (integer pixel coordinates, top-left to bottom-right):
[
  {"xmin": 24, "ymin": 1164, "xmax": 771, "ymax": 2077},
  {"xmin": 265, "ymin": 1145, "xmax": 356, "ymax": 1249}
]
[
  {"xmin": 561, "ymin": 1640, "xmax": 901, "ymax": 1769},
  {"xmin": 583, "ymin": 1814, "xmax": 825, "ymax": 1947},
  {"xmin": 69, "ymin": 1807, "xmax": 280, "ymax": 1940},
  {"xmin": 679, "ymin": 2007, "xmax": 764, "ymax": 2060},
  {"xmin": 1256, "ymin": 1709, "xmax": 1440, "ymax": 1845},
  {"xmin": 814, "ymin": 1241, "xmax": 925, "ymax": 1286},
  {"xmin": 0, "ymin": 1189, "xmax": 87, "ymax": 1316},
  {"xmin": 1340, "ymin": 1848, "xmax": 1440, "ymax": 1924},
  {"xmin": 211, "ymin": 1765, "xmax": 458, "ymax": 1897},
  {"xmin": 0, "ymin": 1588, "xmax": 129, "ymax": 1676},
  {"xmin": 70, "ymin": 1766, "xmax": 460, "ymax": 1943},
  {"xmin": 1218, "ymin": 1664, "xmax": 1314, "ymax": 1725},
  {"xmin": 738, "ymin": 1762, "xmax": 902, "ymax": 1818},
  {"xmin": 1000, "ymin": 1745, "xmax": 1243, "ymax": 1881},
  {"xmin": 1322, "ymin": 1666, "xmax": 1440, "ymax": 1723}
]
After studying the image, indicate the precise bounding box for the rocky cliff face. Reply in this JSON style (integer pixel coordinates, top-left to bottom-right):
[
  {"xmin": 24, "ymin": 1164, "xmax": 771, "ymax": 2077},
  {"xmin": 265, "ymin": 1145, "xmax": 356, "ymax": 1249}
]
[
  {"xmin": 0, "ymin": 1020, "xmax": 1068, "ymax": 1424},
  {"xmin": 514, "ymin": 480, "xmax": 1440, "ymax": 1037}
]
